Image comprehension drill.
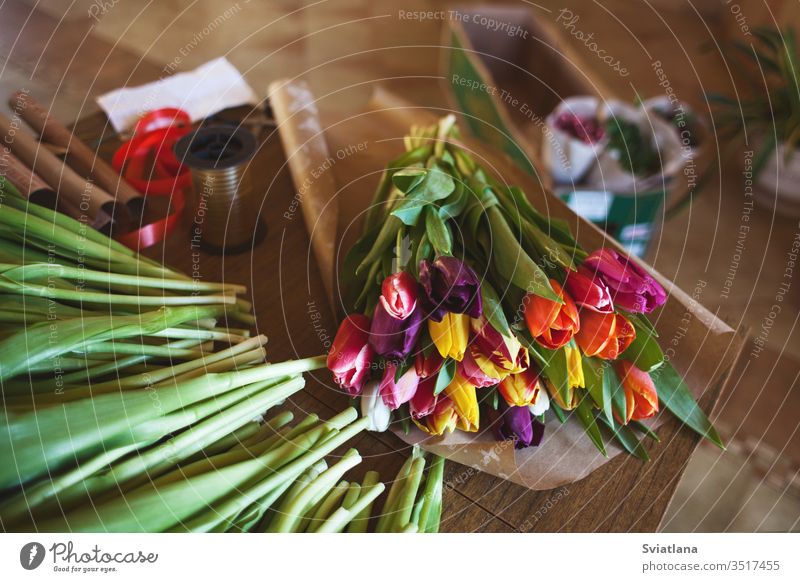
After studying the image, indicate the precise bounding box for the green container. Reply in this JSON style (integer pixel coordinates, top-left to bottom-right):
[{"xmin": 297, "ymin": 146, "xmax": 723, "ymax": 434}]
[{"xmin": 556, "ymin": 188, "xmax": 665, "ymax": 257}]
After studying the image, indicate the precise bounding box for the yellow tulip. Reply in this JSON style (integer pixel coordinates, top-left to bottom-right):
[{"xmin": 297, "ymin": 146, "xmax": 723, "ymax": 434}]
[
  {"xmin": 444, "ymin": 372, "xmax": 479, "ymax": 432},
  {"xmin": 428, "ymin": 313, "xmax": 469, "ymax": 361},
  {"xmin": 546, "ymin": 345, "xmax": 585, "ymax": 411}
]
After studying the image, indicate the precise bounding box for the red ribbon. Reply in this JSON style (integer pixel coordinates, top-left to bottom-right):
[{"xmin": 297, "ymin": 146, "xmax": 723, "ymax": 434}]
[{"xmin": 112, "ymin": 108, "xmax": 192, "ymax": 250}]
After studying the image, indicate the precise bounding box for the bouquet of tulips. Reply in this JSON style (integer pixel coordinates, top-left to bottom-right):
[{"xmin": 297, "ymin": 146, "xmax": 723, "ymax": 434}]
[{"xmin": 327, "ymin": 115, "xmax": 721, "ymax": 459}]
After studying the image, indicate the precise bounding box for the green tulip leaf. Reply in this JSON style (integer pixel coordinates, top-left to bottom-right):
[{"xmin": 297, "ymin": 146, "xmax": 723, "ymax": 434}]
[
  {"xmin": 652, "ymin": 361, "xmax": 724, "ymax": 449},
  {"xmin": 480, "ymin": 281, "xmax": 511, "ymax": 338},
  {"xmin": 424, "ymin": 207, "xmax": 452, "ymax": 256},
  {"xmin": 621, "ymin": 320, "xmax": 665, "ymax": 372},
  {"xmin": 575, "ymin": 396, "xmax": 607, "ymax": 457},
  {"xmin": 434, "ymin": 359, "xmax": 456, "ymax": 396},
  {"xmin": 598, "ymin": 416, "xmax": 650, "ymax": 461},
  {"xmin": 485, "ymin": 207, "xmax": 558, "ymax": 302},
  {"xmin": 602, "ymin": 362, "xmax": 626, "ymax": 426},
  {"xmin": 582, "ymin": 357, "xmax": 605, "ymax": 413},
  {"xmin": 392, "ymin": 168, "xmax": 426, "ymax": 193}
]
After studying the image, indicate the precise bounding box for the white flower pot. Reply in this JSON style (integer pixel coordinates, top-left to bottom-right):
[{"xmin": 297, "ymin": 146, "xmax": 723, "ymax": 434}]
[{"xmin": 543, "ymin": 96, "xmax": 606, "ymax": 184}]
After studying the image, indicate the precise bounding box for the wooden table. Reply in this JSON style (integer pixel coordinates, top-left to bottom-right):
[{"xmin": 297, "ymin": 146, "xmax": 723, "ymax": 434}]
[{"xmin": 69, "ymin": 108, "xmax": 731, "ymax": 533}]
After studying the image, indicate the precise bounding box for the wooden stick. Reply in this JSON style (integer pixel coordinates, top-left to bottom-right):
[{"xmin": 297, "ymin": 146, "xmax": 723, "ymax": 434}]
[
  {"xmin": 0, "ymin": 111, "xmax": 123, "ymax": 222},
  {"xmin": 10, "ymin": 91, "xmax": 143, "ymax": 207}
]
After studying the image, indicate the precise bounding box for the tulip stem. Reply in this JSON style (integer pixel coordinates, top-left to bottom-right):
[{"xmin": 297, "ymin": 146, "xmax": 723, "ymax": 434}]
[{"xmin": 347, "ymin": 471, "xmax": 381, "ymax": 533}]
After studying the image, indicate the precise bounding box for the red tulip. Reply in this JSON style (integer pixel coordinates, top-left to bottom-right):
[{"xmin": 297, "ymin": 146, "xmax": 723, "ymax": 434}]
[
  {"xmin": 523, "ymin": 279, "xmax": 580, "ymax": 350},
  {"xmin": 575, "ymin": 311, "xmax": 636, "ymax": 360},
  {"xmin": 563, "ymin": 265, "xmax": 614, "ymax": 313},
  {"xmin": 614, "ymin": 360, "xmax": 659, "ymax": 423},
  {"xmin": 327, "ymin": 314, "xmax": 373, "ymax": 395},
  {"xmin": 414, "ymin": 350, "xmax": 443, "ymax": 379},
  {"xmin": 379, "ymin": 271, "xmax": 418, "ymax": 320},
  {"xmin": 409, "ymin": 376, "xmax": 438, "ymax": 418},
  {"xmin": 379, "ymin": 363, "xmax": 420, "ymax": 410}
]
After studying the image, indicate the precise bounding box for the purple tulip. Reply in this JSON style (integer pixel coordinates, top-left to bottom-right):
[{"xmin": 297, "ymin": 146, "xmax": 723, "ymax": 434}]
[
  {"xmin": 419, "ymin": 256, "xmax": 483, "ymax": 322},
  {"xmin": 583, "ymin": 249, "xmax": 667, "ymax": 314},
  {"xmin": 487, "ymin": 405, "xmax": 545, "ymax": 449},
  {"xmin": 368, "ymin": 300, "xmax": 423, "ymax": 360}
]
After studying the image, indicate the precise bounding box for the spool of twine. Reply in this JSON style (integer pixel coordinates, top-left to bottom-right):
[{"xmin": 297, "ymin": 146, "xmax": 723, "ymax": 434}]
[{"xmin": 174, "ymin": 125, "xmax": 261, "ymax": 252}]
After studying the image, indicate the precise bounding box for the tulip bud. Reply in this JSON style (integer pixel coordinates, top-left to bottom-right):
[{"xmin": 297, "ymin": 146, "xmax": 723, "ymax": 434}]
[
  {"xmin": 546, "ymin": 345, "xmax": 585, "ymax": 410},
  {"xmin": 444, "ymin": 372, "xmax": 480, "ymax": 432},
  {"xmin": 379, "ymin": 271, "xmax": 418, "ymax": 320},
  {"xmin": 414, "ymin": 350, "xmax": 443, "ymax": 379},
  {"xmin": 498, "ymin": 366, "xmax": 543, "ymax": 407},
  {"xmin": 428, "ymin": 312, "xmax": 470, "ymax": 361},
  {"xmin": 379, "ymin": 363, "xmax": 420, "ymax": 410},
  {"xmin": 614, "ymin": 360, "xmax": 659, "ymax": 423},
  {"xmin": 369, "ymin": 300, "xmax": 423, "ymax": 360},
  {"xmin": 410, "ymin": 376, "xmax": 438, "ymax": 418},
  {"xmin": 419, "ymin": 256, "xmax": 482, "ymax": 321},
  {"xmin": 528, "ymin": 385, "xmax": 550, "ymax": 416},
  {"xmin": 583, "ymin": 249, "xmax": 667, "ymax": 314},
  {"xmin": 459, "ymin": 321, "xmax": 530, "ymax": 386},
  {"xmin": 575, "ymin": 311, "xmax": 636, "ymax": 360},
  {"xmin": 486, "ymin": 405, "xmax": 544, "ymax": 449},
  {"xmin": 327, "ymin": 314, "xmax": 374, "ymax": 395},
  {"xmin": 523, "ymin": 279, "xmax": 580, "ymax": 350},
  {"xmin": 361, "ymin": 380, "xmax": 391, "ymax": 432},
  {"xmin": 412, "ymin": 396, "xmax": 458, "ymax": 436},
  {"xmin": 563, "ymin": 265, "xmax": 614, "ymax": 313}
]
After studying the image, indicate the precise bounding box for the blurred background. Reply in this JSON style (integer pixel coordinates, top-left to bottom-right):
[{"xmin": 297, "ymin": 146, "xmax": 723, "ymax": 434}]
[{"xmin": 0, "ymin": 0, "xmax": 797, "ymax": 531}]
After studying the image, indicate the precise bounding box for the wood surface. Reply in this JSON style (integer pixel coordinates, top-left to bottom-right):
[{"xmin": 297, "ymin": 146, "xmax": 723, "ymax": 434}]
[{"xmin": 71, "ymin": 108, "xmax": 733, "ymax": 532}]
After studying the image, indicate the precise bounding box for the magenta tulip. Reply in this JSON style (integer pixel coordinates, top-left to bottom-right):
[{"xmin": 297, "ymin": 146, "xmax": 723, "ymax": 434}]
[
  {"xmin": 409, "ymin": 376, "xmax": 438, "ymax": 418},
  {"xmin": 583, "ymin": 249, "xmax": 667, "ymax": 313},
  {"xmin": 327, "ymin": 314, "xmax": 373, "ymax": 395}
]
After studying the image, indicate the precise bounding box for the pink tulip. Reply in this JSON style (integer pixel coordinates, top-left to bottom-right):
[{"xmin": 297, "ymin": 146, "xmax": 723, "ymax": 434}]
[
  {"xmin": 327, "ymin": 314, "xmax": 373, "ymax": 395},
  {"xmin": 379, "ymin": 271, "xmax": 418, "ymax": 320},
  {"xmin": 380, "ymin": 363, "xmax": 420, "ymax": 410},
  {"xmin": 563, "ymin": 265, "xmax": 614, "ymax": 313}
]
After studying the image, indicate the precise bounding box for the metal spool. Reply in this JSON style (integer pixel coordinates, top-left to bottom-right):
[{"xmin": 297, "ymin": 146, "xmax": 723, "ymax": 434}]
[{"xmin": 174, "ymin": 125, "xmax": 262, "ymax": 253}]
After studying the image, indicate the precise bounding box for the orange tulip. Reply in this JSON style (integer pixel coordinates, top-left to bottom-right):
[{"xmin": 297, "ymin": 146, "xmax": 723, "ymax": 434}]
[
  {"xmin": 523, "ymin": 280, "xmax": 580, "ymax": 350},
  {"xmin": 575, "ymin": 311, "xmax": 636, "ymax": 360},
  {"xmin": 614, "ymin": 360, "xmax": 659, "ymax": 423}
]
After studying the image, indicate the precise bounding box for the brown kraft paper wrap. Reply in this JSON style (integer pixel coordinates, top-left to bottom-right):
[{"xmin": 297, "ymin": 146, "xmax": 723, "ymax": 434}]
[{"xmin": 271, "ymin": 80, "xmax": 745, "ymax": 491}]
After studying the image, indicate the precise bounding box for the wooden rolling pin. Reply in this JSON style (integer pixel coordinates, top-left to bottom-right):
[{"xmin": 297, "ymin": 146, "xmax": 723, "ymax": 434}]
[
  {"xmin": 0, "ymin": 111, "xmax": 123, "ymax": 222},
  {"xmin": 10, "ymin": 91, "xmax": 143, "ymax": 207}
]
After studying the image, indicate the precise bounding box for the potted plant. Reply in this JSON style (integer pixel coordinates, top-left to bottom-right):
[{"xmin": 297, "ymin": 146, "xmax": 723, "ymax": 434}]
[{"xmin": 710, "ymin": 27, "xmax": 800, "ymax": 217}]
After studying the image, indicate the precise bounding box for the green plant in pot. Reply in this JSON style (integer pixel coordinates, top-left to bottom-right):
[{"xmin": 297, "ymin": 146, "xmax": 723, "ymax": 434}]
[{"xmin": 709, "ymin": 27, "xmax": 800, "ymax": 216}]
